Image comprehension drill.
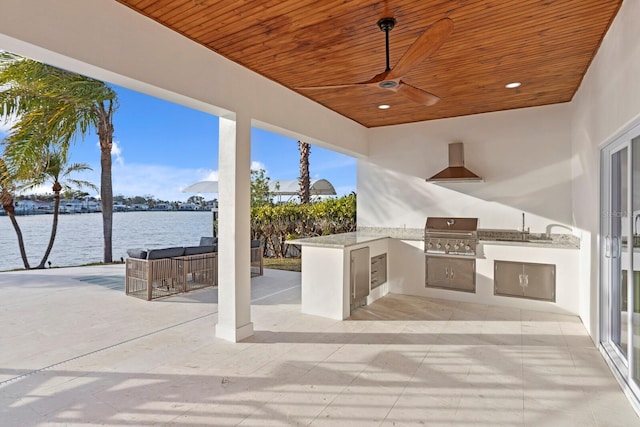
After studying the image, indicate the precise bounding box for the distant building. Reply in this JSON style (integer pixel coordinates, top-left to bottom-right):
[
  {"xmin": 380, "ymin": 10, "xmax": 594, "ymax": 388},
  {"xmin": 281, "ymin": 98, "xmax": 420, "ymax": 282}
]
[
  {"xmin": 113, "ymin": 201, "xmax": 131, "ymax": 212},
  {"xmin": 13, "ymin": 199, "xmax": 52, "ymax": 215},
  {"xmin": 150, "ymin": 203, "xmax": 172, "ymax": 211}
]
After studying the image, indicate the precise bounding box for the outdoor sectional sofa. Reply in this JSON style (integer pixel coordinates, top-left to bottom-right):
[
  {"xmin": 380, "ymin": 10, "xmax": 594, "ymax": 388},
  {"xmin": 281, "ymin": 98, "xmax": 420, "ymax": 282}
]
[{"xmin": 125, "ymin": 238, "xmax": 263, "ymax": 300}]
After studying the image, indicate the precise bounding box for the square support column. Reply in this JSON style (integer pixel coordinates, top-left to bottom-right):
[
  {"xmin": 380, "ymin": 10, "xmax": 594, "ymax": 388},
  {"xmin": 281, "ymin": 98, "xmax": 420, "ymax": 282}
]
[{"xmin": 215, "ymin": 114, "xmax": 253, "ymax": 342}]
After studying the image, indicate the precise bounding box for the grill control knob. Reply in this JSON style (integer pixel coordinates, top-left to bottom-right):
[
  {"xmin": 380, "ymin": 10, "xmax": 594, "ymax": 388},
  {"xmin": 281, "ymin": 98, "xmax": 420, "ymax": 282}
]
[
  {"xmin": 427, "ymin": 242, "xmax": 433, "ymax": 249},
  {"xmin": 465, "ymin": 245, "xmax": 471, "ymax": 251},
  {"xmin": 444, "ymin": 243, "xmax": 451, "ymax": 251},
  {"xmin": 436, "ymin": 242, "xmax": 442, "ymax": 249},
  {"xmin": 454, "ymin": 243, "xmax": 460, "ymax": 251}
]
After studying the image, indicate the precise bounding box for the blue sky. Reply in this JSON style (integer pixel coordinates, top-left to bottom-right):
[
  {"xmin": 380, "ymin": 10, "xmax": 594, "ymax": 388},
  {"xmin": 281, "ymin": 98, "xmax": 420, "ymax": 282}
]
[{"xmin": 1, "ymin": 85, "xmax": 357, "ymax": 201}]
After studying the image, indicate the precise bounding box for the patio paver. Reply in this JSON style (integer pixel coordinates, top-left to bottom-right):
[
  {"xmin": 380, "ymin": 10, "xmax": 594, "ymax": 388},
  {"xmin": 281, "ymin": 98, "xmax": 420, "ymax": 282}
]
[{"xmin": 0, "ymin": 265, "xmax": 638, "ymax": 426}]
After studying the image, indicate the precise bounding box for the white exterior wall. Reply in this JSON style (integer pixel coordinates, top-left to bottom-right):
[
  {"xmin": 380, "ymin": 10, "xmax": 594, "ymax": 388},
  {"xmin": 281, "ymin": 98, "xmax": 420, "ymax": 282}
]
[
  {"xmin": 571, "ymin": 0, "xmax": 640, "ymax": 338},
  {"xmin": 361, "ymin": 104, "xmax": 573, "ymax": 232}
]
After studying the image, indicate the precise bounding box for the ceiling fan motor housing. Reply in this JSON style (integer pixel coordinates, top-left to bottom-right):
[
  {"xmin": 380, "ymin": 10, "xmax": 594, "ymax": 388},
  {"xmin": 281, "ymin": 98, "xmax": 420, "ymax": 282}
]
[{"xmin": 377, "ymin": 17, "xmax": 396, "ymax": 32}]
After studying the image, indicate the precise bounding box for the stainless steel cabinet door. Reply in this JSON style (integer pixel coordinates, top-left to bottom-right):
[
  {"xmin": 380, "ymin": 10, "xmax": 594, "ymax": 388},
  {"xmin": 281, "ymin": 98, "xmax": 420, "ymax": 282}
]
[
  {"xmin": 494, "ymin": 260, "xmax": 555, "ymax": 302},
  {"xmin": 426, "ymin": 256, "xmax": 475, "ymax": 292},
  {"xmin": 447, "ymin": 258, "xmax": 476, "ymax": 292},
  {"xmin": 350, "ymin": 247, "xmax": 370, "ymax": 303},
  {"xmin": 523, "ymin": 263, "xmax": 555, "ymax": 302},
  {"xmin": 494, "ymin": 261, "xmax": 526, "ymax": 297},
  {"xmin": 426, "ymin": 257, "xmax": 449, "ymax": 288}
]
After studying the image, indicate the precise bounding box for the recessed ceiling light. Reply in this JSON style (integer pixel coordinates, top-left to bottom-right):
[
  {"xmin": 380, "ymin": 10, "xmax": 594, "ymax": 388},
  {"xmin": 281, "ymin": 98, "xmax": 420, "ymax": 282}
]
[
  {"xmin": 378, "ymin": 104, "xmax": 390, "ymax": 110},
  {"xmin": 505, "ymin": 82, "xmax": 521, "ymax": 89}
]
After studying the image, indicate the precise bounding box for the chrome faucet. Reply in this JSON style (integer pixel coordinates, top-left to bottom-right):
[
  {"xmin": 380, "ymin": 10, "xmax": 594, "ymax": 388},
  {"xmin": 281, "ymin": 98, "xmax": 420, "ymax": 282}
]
[{"xmin": 545, "ymin": 223, "xmax": 571, "ymax": 239}]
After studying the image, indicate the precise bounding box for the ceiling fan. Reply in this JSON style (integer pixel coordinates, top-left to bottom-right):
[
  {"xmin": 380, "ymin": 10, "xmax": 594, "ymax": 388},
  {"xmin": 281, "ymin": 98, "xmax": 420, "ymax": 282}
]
[{"xmin": 298, "ymin": 17, "xmax": 454, "ymax": 106}]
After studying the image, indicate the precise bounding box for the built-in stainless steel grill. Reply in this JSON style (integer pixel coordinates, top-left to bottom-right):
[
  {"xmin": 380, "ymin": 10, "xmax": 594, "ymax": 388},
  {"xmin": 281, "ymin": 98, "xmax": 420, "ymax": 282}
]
[
  {"xmin": 424, "ymin": 217, "xmax": 478, "ymax": 257},
  {"xmin": 424, "ymin": 217, "xmax": 478, "ymax": 292}
]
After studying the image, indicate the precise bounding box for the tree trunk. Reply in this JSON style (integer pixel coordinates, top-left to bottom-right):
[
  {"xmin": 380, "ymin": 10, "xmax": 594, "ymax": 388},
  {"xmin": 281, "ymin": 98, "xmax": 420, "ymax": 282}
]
[
  {"xmin": 0, "ymin": 190, "xmax": 30, "ymax": 269},
  {"xmin": 36, "ymin": 183, "xmax": 61, "ymax": 269},
  {"xmin": 298, "ymin": 141, "xmax": 310, "ymax": 204},
  {"xmin": 97, "ymin": 103, "xmax": 114, "ymax": 263},
  {"xmin": 100, "ymin": 144, "xmax": 113, "ymax": 263}
]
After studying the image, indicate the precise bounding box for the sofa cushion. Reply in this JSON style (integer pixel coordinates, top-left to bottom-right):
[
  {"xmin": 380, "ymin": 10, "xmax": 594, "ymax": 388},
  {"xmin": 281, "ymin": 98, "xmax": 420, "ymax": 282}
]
[
  {"xmin": 199, "ymin": 236, "xmax": 218, "ymax": 246},
  {"xmin": 126, "ymin": 248, "xmax": 147, "ymax": 259},
  {"xmin": 184, "ymin": 245, "xmax": 217, "ymax": 256},
  {"xmin": 146, "ymin": 246, "xmax": 185, "ymax": 260}
]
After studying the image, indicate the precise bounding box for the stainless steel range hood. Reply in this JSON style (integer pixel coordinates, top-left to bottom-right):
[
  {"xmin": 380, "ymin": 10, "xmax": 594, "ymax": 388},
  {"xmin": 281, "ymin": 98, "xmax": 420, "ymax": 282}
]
[{"xmin": 427, "ymin": 142, "xmax": 483, "ymax": 182}]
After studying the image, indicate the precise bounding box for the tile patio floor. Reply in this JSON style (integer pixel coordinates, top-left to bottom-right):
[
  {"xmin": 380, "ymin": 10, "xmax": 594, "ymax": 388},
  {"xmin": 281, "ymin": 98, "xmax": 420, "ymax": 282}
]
[{"xmin": 0, "ymin": 265, "xmax": 638, "ymax": 426}]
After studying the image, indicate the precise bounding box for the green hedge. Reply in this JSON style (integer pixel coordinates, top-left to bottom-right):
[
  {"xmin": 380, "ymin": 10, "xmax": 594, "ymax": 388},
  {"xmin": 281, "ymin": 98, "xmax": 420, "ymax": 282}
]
[{"xmin": 251, "ymin": 193, "xmax": 356, "ymax": 257}]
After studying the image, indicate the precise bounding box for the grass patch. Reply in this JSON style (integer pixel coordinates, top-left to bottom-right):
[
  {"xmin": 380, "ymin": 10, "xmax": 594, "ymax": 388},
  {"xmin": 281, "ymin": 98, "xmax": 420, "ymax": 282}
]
[{"xmin": 263, "ymin": 257, "xmax": 301, "ymax": 272}]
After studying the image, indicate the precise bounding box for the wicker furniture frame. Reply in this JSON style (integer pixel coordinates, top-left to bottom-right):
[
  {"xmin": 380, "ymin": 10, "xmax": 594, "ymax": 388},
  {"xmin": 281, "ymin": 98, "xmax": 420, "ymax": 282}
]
[
  {"xmin": 125, "ymin": 257, "xmax": 182, "ymax": 300},
  {"xmin": 125, "ymin": 244, "xmax": 263, "ymax": 301},
  {"xmin": 175, "ymin": 252, "xmax": 218, "ymax": 292}
]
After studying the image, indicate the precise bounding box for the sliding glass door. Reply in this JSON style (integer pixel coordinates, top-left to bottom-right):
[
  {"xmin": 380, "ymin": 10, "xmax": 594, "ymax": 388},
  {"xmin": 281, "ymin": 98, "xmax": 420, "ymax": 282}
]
[{"xmin": 601, "ymin": 131, "xmax": 640, "ymax": 397}]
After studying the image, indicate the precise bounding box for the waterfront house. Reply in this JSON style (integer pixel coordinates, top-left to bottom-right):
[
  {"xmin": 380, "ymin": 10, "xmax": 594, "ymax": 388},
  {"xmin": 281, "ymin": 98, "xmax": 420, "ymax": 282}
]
[
  {"xmin": 130, "ymin": 203, "xmax": 149, "ymax": 211},
  {"xmin": 81, "ymin": 197, "xmax": 102, "ymax": 213},
  {"xmin": 178, "ymin": 202, "xmax": 198, "ymax": 211},
  {"xmin": 112, "ymin": 201, "xmax": 129, "ymax": 212},
  {"xmin": 2, "ymin": 0, "xmax": 640, "ymax": 416},
  {"xmin": 13, "ymin": 199, "xmax": 51, "ymax": 215},
  {"xmin": 150, "ymin": 202, "xmax": 172, "ymax": 211}
]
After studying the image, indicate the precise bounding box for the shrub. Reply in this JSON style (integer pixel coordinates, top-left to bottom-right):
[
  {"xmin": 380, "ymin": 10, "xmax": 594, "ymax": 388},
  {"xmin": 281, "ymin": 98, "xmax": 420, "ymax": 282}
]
[{"xmin": 251, "ymin": 193, "xmax": 356, "ymax": 257}]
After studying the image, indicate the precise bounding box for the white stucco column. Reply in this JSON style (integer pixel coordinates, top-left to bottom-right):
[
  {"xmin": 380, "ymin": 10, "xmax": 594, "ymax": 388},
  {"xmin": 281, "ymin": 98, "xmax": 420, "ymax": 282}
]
[{"xmin": 215, "ymin": 114, "xmax": 253, "ymax": 342}]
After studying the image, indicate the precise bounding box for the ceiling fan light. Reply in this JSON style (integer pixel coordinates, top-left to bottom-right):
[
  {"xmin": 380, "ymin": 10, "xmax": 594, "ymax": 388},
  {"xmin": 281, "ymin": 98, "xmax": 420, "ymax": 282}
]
[
  {"xmin": 378, "ymin": 104, "xmax": 391, "ymax": 110},
  {"xmin": 379, "ymin": 80, "xmax": 398, "ymax": 89},
  {"xmin": 505, "ymin": 82, "xmax": 521, "ymax": 88}
]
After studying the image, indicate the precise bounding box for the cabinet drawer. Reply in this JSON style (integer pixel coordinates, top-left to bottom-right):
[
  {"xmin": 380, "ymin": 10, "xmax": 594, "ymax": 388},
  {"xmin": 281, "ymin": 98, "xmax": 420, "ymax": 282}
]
[{"xmin": 371, "ymin": 253, "xmax": 387, "ymax": 289}]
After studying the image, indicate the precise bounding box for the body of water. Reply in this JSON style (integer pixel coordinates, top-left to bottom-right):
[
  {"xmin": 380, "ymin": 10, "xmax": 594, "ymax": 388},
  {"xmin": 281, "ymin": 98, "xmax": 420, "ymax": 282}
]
[{"xmin": 0, "ymin": 211, "xmax": 214, "ymax": 271}]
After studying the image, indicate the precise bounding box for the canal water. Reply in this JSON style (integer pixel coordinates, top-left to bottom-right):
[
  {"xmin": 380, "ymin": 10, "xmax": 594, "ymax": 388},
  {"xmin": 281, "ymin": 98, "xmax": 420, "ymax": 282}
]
[{"xmin": 0, "ymin": 211, "xmax": 214, "ymax": 271}]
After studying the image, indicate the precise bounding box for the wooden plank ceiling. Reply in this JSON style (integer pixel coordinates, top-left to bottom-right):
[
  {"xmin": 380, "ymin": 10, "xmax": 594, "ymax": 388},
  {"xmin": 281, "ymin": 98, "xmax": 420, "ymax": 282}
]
[{"xmin": 115, "ymin": 0, "xmax": 622, "ymax": 128}]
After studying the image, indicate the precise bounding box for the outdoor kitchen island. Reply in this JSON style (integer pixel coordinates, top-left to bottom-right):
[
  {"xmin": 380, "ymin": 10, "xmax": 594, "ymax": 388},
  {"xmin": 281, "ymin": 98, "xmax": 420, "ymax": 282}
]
[
  {"xmin": 288, "ymin": 226, "xmax": 580, "ymax": 321},
  {"xmin": 286, "ymin": 231, "xmax": 408, "ymax": 320}
]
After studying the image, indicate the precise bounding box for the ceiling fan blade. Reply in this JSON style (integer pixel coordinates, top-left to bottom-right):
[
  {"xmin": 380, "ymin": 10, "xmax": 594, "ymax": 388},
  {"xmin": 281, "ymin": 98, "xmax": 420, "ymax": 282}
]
[
  {"xmin": 297, "ymin": 71, "xmax": 391, "ymax": 91},
  {"xmin": 397, "ymin": 82, "xmax": 440, "ymax": 106},
  {"xmin": 297, "ymin": 83, "xmax": 365, "ymax": 90},
  {"xmin": 388, "ymin": 18, "xmax": 453, "ymax": 79}
]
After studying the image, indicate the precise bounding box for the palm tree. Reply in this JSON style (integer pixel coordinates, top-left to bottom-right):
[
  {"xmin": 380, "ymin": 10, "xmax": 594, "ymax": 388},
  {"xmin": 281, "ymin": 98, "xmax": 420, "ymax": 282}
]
[
  {"xmin": 0, "ymin": 157, "xmax": 30, "ymax": 269},
  {"xmin": 24, "ymin": 150, "xmax": 97, "ymax": 269},
  {"xmin": 0, "ymin": 52, "xmax": 118, "ymax": 262},
  {"xmin": 298, "ymin": 140, "xmax": 311, "ymax": 204}
]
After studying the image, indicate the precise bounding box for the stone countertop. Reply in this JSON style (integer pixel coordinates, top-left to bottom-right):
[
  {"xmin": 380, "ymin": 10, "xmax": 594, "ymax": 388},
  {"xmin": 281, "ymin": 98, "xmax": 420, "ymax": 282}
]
[
  {"xmin": 286, "ymin": 231, "xmax": 390, "ymax": 248},
  {"xmin": 286, "ymin": 228, "xmax": 580, "ymax": 249},
  {"xmin": 357, "ymin": 227, "xmax": 424, "ymax": 241},
  {"xmin": 286, "ymin": 227, "xmax": 424, "ymax": 248},
  {"xmin": 478, "ymin": 229, "xmax": 580, "ymax": 249}
]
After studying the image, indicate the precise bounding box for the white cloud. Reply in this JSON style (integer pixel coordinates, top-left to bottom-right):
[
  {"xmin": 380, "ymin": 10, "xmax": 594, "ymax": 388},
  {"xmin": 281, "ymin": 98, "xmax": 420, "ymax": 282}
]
[
  {"xmin": 202, "ymin": 170, "xmax": 219, "ymax": 181},
  {"xmin": 251, "ymin": 160, "xmax": 266, "ymax": 172},
  {"xmin": 95, "ymin": 140, "xmax": 124, "ymax": 166},
  {"xmin": 22, "ymin": 162, "xmax": 219, "ymax": 202},
  {"xmin": 110, "ymin": 163, "xmax": 221, "ymax": 201},
  {"xmin": 18, "ymin": 183, "xmax": 51, "ymax": 197},
  {"xmin": 0, "ymin": 112, "xmax": 20, "ymax": 135},
  {"xmin": 111, "ymin": 141, "xmax": 124, "ymax": 166}
]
